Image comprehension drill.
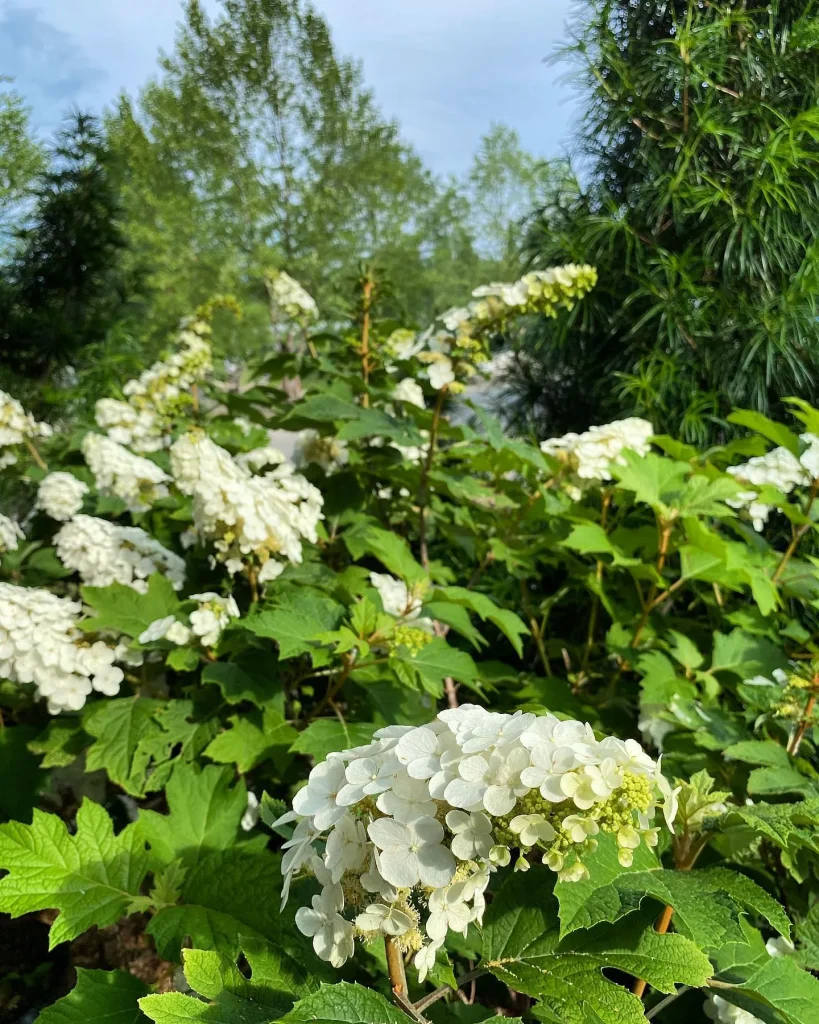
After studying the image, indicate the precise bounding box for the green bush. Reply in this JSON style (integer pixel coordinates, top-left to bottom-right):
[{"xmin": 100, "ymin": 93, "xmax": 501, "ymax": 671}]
[{"xmin": 0, "ymin": 265, "xmax": 817, "ymax": 1024}]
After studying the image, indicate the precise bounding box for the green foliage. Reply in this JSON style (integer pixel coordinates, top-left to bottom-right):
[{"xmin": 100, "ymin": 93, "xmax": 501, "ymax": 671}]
[
  {"xmin": 0, "ymin": 725, "xmax": 42, "ymax": 821},
  {"xmin": 482, "ymin": 869, "xmax": 711, "ymax": 1023},
  {"xmin": 4, "ymin": 252, "xmax": 819, "ymax": 1024},
  {"xmin": 140, "ymin": 941, "xmax": 315, "ymax": 1023},
  {"xmin": 280, "ymin": 983, "xmax": 408, "ymax": 1024},
  {"xmin": 719, "ymin": 954, "xmax": 819, "ymax": 1024},
  {"xmin": 0, "ymin": 801, "xmax": 148, "ymax": 948},
  {"xmin": 139, "ymin": 764, "xmax": 247, "ymax": 870},
  {"xmin": 289, "ymin": 720, "xmax": 377, "ymax": 761},
  {"xmin": 244, "ymin": 595, "xmax": 344, "ymax": 660},
  {"xmin": 81, "ymin": 575, "xmax": 180, "ymax": 638},
  {"xmin": 0, "ymin": 82, "xmax": 43, "ymax": 245},
  {"xmin": 36, "ymin": 970, "xmax": 149, "ymax": 1024},
  {"xmin": 0, "ymin": 112, "xmax": 129, "ymax": 381},
  {"xmin": 515, "ymin": 0, "xmax": 819, "ymax": 442},
  {"xmin": 146, "ymin": 846, "xmax": 293, "ymax": 961}
]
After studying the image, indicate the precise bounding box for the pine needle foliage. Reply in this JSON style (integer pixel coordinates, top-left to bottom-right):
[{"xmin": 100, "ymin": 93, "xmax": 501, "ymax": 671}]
[{"xmin": 518, "ymin": 0, "xmax": 819, "ymax": 444}]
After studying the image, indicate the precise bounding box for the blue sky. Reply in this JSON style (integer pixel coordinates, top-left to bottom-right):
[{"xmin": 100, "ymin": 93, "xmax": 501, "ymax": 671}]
[{"xmin": 0, "ymin": 0, "xmax": 579, "ymax": 175}]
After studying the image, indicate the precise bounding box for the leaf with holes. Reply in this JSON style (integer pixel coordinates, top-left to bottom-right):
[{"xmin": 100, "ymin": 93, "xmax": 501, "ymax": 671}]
[{"xmin": 482, "ymin": 869, "xmax": 711, "ymax": 1024}]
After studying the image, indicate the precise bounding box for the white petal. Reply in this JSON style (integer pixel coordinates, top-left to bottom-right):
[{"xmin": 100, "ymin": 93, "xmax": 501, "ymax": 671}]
[
  {"xmin": 458, "ymin": 755, "xmax": 489, "ymax": 783},
  {"xmin": 417, "ymin": 844, "xmax": 457, "ymax": 888},
  {"xmin": 483, "ymin": 785, "xmax": 516, "ymax": 816},
  {"xmin": 397, "ymin": 727, "xmax": 438, "ymax": 762},
  {"xmin": 540, "ymin": 776, "xmax": 567, "ymax": 802},
  {"xmin": 346, "ymin": 758, "xmax": 378, "ymax": 784},
  {"xmin": 411, "ymin": 815, "xmax": 444, "ymax": 845},
  {"xmin": 380, "ymin": 848, "xmax": 421, "ymax": 888},
  {"xmin": 295, "ymin": 906, "xmax": 323, "ymax": 937},
  {"xmin": 445, "ymin": 809, "xmax": 471, "ymax": 833},
  {"xmin": 406, "ymin": 755, "xmax": 441, "ymax": 780},
  {"xmin": 367, "ymin": 817, "xmax": 410, "ymax": 850},
  {"xmin": 444, "ymin": 777, "xmax": 485, "ymax": 809}
]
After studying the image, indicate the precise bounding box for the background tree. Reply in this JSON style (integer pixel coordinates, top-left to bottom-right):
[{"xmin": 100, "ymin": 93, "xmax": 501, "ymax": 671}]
[
  {"xmin": 512, "ymin": 0, "xmax": 819, "ymax": 443},
  {"xmin": 0, "ymin": 80, "xmax": 43, "ymax": 250},
  {"xmin": 464, "ymin": 122, "xmax": 562, "ymax": 277},
  {"xmin": 0, "ymin": 111, "xmax": 129, "ymax": 381},
  {"xmin": 106, "ymin": 0, "xmax": 484, "ymax": 356}
]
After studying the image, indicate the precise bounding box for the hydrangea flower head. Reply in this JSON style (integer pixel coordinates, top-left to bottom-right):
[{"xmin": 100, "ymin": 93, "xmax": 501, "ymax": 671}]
[
  {"xmin": 266, "ymin": 270, "xmax": 319, "ymax": 325},
  {"xmin": 54, "ymin": 515, "xmax": 185, "ymax": 592},
  {"xmin": 385, "ymin": 265, "xmax": 596, "ymax": 392},
  {"xmin": 0, "ymin": 390, "xmax": 52, "ymax": 448},
  {"xmin": 541, "ymin": 417, "xmax": 653, "ymax": 483},
  {"xmin": 36, "ymin": 472, "xmax": 89, "ymax": 521},
  {"xmin": 726, "ymin": 438, "xmax": 819, "ymax": 532},
  {"xmin": 94, "ymin": 320, "xmax": 212, "ymax": 452},
  {"xmin": 82, "ymin": 434, "xmax": 170, "ymax": 512},
  {"xmin": 170, "ymin": 432, "xmax": 323, "ymax": 582},
  {"xmin": 278, "ymin": 703, "xmax": 676, "ymax": 974},
  {"xmin": 0, "ymin": 514, "xmax": 24, "ymax": 555},
  {"xmin": 0, "ymin": 583, "xmax": 123, "ymax": 713}
]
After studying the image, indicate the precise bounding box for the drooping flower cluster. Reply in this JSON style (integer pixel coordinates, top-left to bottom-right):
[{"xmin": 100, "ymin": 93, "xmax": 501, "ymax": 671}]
[
  {"xmin": 294, "ymin": 430, "xmax": 349, "ymax": 474},
  {"xmin": 266, "ymin": 270, "xmax": 319, "ymax": 325},
  {"xmin": 0, "ymin": 389, "xmax": 52, "ymax": 466},
  {"xmin": 138, "ymin": 592, "xmax": 239, "ymax": 649},
  {"xmin": 36, "ymin": 472, "xmax": 90, "ymax": 522},
  {"xmin": 170, "ymin": 432, "xmax": 323, "ymax": 583},
  {"xmin": 54, "ymin": 515, "xmax": 186, "ymax": 592},
  {"xmin": 386, "ymin": 265, "xmax": 597, "ymax": 392},
  {"xmin": 0, "ymin": 513, "xmax": 24, "ymax": 555},
  {"xmin": 278, "ymin": 705, "xmax": 677, "ymax": 976},
  {"xmin": 727, "ymin": 435, "xmax": 819, "ymax": 531},
  {"xmin": 94, "ymin": 320, "xmax": 212, "ymax": 452},
  {"xmin": 82, "ymin": 434, "xmax": 171, "ymax": 513},
  {"xmin": 0, "ymin": 583, "xmax": 123, "ymax": 713},
  {"xmin": 540, "ymin": 417, "xmax": 654, "ymax": 483}
]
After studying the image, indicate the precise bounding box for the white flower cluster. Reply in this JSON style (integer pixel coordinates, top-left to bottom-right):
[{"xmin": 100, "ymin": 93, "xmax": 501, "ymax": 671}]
[
  {"xmin": 278, "ymin": 705, "xmax": 676, "ymax": 976},
  {"xmin": 0, "ymin": 514, "xmax": 24, "ymax": 555},
  {"xmin": 540, "ymin": 417, "xmax": 654, "ymax": 483},
  {"xmin": 95, "ymin": 321, "xmax": 212, "ymax": 452},
  {"xmin": 393, "ymin": 378, "xmax": 425, "ymax": 409},
  {"xmin": 388, "ymin": 266, "xmax": 597, "ymax": 392},
  {"xmin": 266, "ymin": 270, "xmax": 319, "ymax": 325},
  {"xmin": 54, "ymin": 515, "xmax": 185, "ymax": 592},
  {"xmin": 36, "ymin": 472, "xmax": 89, "ymax": 522},
  {"xmin": 170, "ymin": 432, "xmax": 323, "ymax": 582},
  {"xmin": 294, "ymin": 430, "xmax": 349, "ymax": 474},
  {"xmin": 0, "ymin": 389, "xmax": 52, "ymax": 455},
  {"xmin": 0, "ymin": 583, "xmax": 123, "ymax": 713},
  {"xmin": 370, "ymin": 573, "xmax": 433, "ymax": 633},
  {"xmin": 139, "ymin": 592, "xmax": 239, "ymax": 649},
  {"xmin": 727, "ymin": 435, "xmax": 819, "ymax": 532},
  {"xmin": 82, "ymin": 434, "xmax": 170, "ymax": 513}
]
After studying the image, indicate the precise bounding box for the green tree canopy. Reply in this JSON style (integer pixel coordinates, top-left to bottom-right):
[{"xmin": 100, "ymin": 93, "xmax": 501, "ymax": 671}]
[
  {"xmin": 465, "ymin": 122, "xmax": 564, "ymax": 275},
  {"xmin": 0, "ymin": 111, "xmax": 129, "ymax": 379},
  {"xmin": 514, "ymin": 0, "xmax": 819, "ymax": 444},
  {"xmin": 0, "ymin": 80, "xmax": 43, "ymax": 249},
  {"xmin": 106, "ymin": 0, "xmax": 488, "ymax": 352}
]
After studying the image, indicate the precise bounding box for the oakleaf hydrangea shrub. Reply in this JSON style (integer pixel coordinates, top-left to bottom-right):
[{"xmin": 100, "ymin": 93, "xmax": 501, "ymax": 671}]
[{"xmin": 0, "ymin": 267, "xmax": 817, "ymax": 1024}]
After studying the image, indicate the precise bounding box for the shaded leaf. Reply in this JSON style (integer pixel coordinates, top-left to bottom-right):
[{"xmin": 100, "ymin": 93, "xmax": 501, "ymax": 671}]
[{"xmin": 37, "ymin": 969, "xmax": 149, "ymax": 1024}]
